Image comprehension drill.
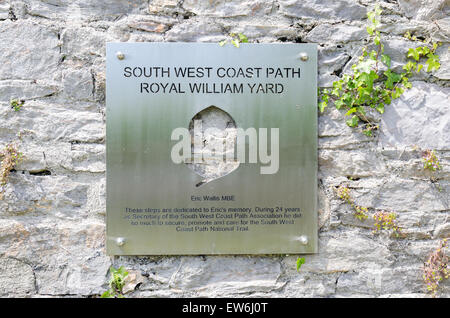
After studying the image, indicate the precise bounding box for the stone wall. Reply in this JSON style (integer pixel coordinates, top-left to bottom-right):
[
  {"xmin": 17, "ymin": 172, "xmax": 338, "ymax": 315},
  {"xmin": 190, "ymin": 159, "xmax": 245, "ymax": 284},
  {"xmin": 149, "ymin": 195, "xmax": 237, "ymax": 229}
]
[{"xmin": 0, "ymin": 0, "xmax": 449, "ymax": 297}]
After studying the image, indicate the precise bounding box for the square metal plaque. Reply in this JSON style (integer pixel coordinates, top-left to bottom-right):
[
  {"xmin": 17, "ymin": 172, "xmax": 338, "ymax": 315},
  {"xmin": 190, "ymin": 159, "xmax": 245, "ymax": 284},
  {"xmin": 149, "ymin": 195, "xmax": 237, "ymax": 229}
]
[{"xmin": 106, "ymin": 42, "xmax": 317, "ymax": 255}]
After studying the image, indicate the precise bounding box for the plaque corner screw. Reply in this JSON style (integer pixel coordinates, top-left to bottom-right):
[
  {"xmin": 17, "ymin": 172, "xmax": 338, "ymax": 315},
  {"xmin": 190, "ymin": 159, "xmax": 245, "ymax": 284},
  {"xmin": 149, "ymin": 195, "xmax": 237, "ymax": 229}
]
[
  {"xmin": 299, "ymin": 52, "xmax": 308, "ymax": 61},
  {"xmin": 116, "ymin": 237, "xmax": 126, "ymax": 247},
  {"xmin": 116, "ymin": 51, "xmax": 125, "ymax": 60},
  {"xmin": 298, "ymin": 235, "xmax": 308, "ymax": 245}
]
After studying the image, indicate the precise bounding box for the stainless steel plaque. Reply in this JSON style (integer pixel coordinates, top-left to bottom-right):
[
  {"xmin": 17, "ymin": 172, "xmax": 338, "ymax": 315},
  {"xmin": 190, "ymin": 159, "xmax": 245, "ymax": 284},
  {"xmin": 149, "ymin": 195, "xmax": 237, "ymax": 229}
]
[{"xmin": 106, "ymin": 43, "xmax": 317, "ymax": 255}]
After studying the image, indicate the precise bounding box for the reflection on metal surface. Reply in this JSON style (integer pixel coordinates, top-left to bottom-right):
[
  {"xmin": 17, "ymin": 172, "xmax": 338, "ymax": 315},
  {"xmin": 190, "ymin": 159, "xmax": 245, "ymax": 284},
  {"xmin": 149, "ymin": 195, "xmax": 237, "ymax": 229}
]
[
  {"xmin": 106, "ymin": 43, "xmax": 318, "ymax": 255},
  {"xmin": 298, "ymin": 235, "xmax": 309, "ymax": 245},
  {"xmin": 115, "ymin": 237, "xmax": 126, "ymax": 247},
  {"xmin": 299, "ymin": 52, "xmax": 309, "ymax": 61},
  {"xmin": 116, "ymin": 51, "xmax": 125, "ymax": 60}
]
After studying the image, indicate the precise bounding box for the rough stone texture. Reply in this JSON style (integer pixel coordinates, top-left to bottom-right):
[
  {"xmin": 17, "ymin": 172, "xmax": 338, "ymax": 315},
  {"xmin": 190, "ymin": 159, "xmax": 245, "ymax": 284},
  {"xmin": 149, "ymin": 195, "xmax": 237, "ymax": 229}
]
[
  {"xmin": 279, "ymin": 0, "xmax": 367, "ymax": 21},
  {"xmin": 380, "ymin": 82, "xmax": 450, "ymax": 150},
  {"xmin": 0, "ymin": 257, "xmax": 35, "ymax": 297},
  {"xmin": 0, "ymin": 0, "xmax": 449, "ymax": 298},
  {"xmin": 183, "ymin": 0, "xmax": 274, "ymax": 18},
  {"xmin": 187, "ymin": 106, "xmax": 239, "ymax": 185},
  {"xmin": 0, "ymin": 20, "xmax": 60, "ymax": 81},
  {"xmin": 398, "ymin": 0, "xmax": 449, "ymax": 21},
  {"xmin": 305, "ymin": 24, "xmax": 366, "ymax": 44}
]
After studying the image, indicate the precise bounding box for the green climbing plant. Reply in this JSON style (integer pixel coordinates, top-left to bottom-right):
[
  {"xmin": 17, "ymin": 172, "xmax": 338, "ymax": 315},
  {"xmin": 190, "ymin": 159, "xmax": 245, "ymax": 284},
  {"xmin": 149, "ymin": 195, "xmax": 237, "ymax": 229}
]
[
  {"xmin": 372, "ymin": 211, "xmax": 401, "ymax": 237},
  {"xmin": 219, "ymin": 33, "xmax": 248, "ymax": 48},
  {"xmin": 336, "ymin": 185, "xmax": 369, "ymax": 221},
  {"xmin": 0, "ymin": 142, "xmax": 23, "ymax": 189},
  {"xmin": 101, "ymin": 266, "xmax": 129, "ymax": 298},
  {"xmin": 296, "ymin": 257, "xmax": 305, "ymax": 272},
  {"xmin": 423, "ymin": 239, "xmax": 449, "ymax": 296},
  {"xmin": 319, "ymin": 5, "xmax": 441, "ymax": 136},
  {"xmin": 404, "ymin": 31, "xmax": 441, "ymax": 73},
  {"xmin": 10, "ymin": 99, "xmax": 24, "ymax": 112},
  {"xmin": 422, "ymin": 149, "xmax": 441, "ymax": 172}
]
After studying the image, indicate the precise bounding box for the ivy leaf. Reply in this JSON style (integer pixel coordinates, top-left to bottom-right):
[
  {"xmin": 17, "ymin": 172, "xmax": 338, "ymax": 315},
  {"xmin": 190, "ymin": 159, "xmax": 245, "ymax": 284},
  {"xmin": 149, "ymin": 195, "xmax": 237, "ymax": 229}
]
[
  {"xmin": 363, "ymin": 129, "xmax": 373, "ymax": 137},
  {"xmin": 331, "ymin": 88, "xmax": 340, "ymax": 97},
  {"xmin": 333, "ymin": 81, "xmax": 343, "ymax": 92},
  {"xmin": 392, "ymin": 86, "xmax": 404, "ymax": 99},
  {"xmin": 343, "ymin": 93, "xmax": 354, "ymax": 107},
  {"xmin": 117, "ymin": 266, "xmax": 129, "ymax": 277},
  {"xmin": 335, "ymin": 99, "xmax": 344, "ymax": 110},
  {"xmin": 219, "ymin": 40, "xmax": 227, "ymax": 46},
  {"xmin": 345, "ymin": 107, "xmax": 358, "ymax": 116},
  {"xmin": 355, "ymin": 59, "xmax": 376, "ymax": 73},
  {"xmin": 238, "ymin": 33, "xmax": 248, "ymax": 43},
  {"xmin": 374, "ymin": 35, "xmax": 380, "ymax": 45},
  {"xmin": 381, "ymin": 54, "xmax": 391, "ymax": 68},
  {"xmin": 384, "ymin": 70, "xmax": 402, "ymax": 89},
  {"xmin": 425, "ymin": 54, "xmax": 440, "ymax": 72},
  {"xmin": 407, "ymin": 48, "xmax": 420, "ymax": 61},
  {"xmin": 422, "ymin": 46, "xmax": 430, "ymax": 55},
  {"xmin": 296, "ymin": 257, "xmax": 305, "ymax": 272},
  {"xmin": 357, "ymin": 73, "xmax": 369, "ymax": 87},
  {"xmin": 403, "ymin": 80, "xmax": 412, "ymax": 89},
  {"xmin": 402, "ymin": 61, "xmax": 416, "ymax": 72},
  {"xmin": 369, "ymin": 70, "xmax": 379, "ymax": 84},
  {"xmin": 110, "ymin": 266, "xmax": 118, "ymax": 275},
  {"xmin": 432, "ymin": 42, "xmax": 438, "ymax": 51},
  {"xmin": 101, "ymin": 290, "xmax": 112, "ymax": 298},
  {"xmin": 318, "ymin": 101, "xmax": 327, "ymax": 113},
  {"xmin": 346, "ymin": 115, "xmax": 359, "ymax": 127},
  {"xmin": 376, "ymin": 104, "xmax": 385, "ymax": 114},
  {"xmin": 357, "ymin": 106, "xmax": 366, "ymax": 116},
  {"xmin": 358, "ymin": 87, "xmax": 372, "ymax": 102},
  {"xmin": 231, "ymin": 39, "xmax": 240, "ymax": 48}
]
